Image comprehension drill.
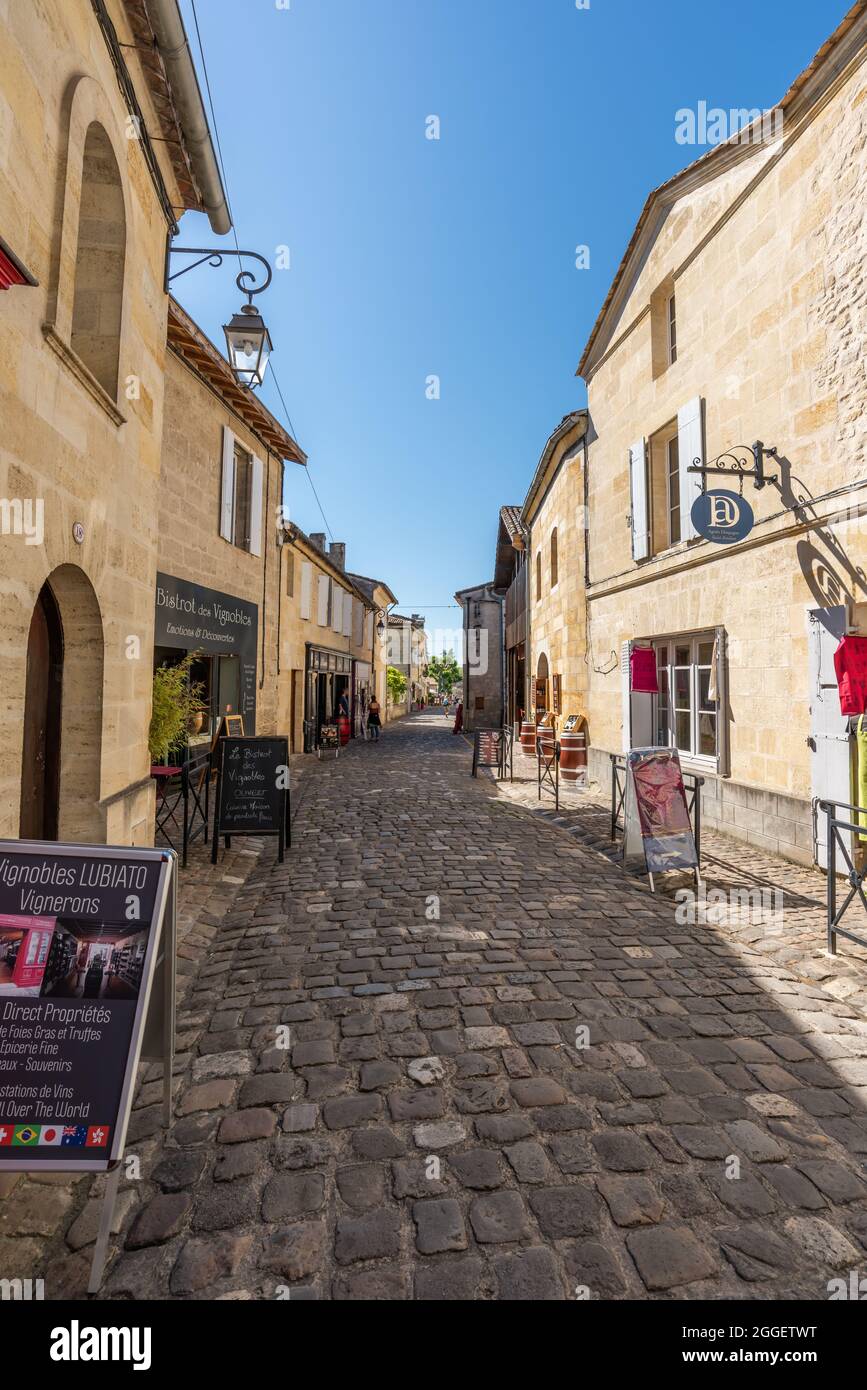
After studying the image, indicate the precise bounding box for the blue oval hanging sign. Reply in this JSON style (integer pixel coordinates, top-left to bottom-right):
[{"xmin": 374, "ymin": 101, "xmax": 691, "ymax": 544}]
[{"xmin": 691, "ymin": 488, "xmax": 754, "ymax": 544}]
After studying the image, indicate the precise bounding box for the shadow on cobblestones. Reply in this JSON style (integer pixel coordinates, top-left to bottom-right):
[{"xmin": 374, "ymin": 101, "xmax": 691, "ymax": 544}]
[{"xmin": 8, "ymin": 713, "xmax": 867, "ymax": 1301}]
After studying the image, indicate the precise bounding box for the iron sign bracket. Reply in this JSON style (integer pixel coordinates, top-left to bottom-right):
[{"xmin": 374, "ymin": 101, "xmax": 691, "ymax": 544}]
[{"xmin": 687, "ymin": 440, "xmax": 778, "ymax": 491}]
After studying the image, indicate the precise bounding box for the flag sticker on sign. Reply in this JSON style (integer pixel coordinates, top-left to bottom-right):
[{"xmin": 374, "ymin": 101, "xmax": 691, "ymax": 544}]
[
  {"xmin": 86, "ymin": 1126, "xmax": 110, "ymax": 1147},
  {"xmin": 39, "ymin": 1125, "xmax": 64, "ymax": 1146},
  {"xmin": 61, "ymin": 1126, "xmax": 88, "ymax": 1147},
  {"xmin": 12, "ymin": 1125, "xmax": 40, "ymax": 1146},
  {"xmin": 0, "ymin": 1125, "xmax": 12, "ymax": 1145}
]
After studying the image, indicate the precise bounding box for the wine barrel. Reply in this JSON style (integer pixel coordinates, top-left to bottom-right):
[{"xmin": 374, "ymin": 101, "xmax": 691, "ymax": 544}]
[
  {"xmin": 560, "ymin": 730, "xmax": 587, "ymax": 783},
  {"xmin": 537, "ymin": 726, "xmax": 555, "ymax": 760},
  {"xmin": 520, "ymin": 721, "xmax": 537, "ymax": 760}
]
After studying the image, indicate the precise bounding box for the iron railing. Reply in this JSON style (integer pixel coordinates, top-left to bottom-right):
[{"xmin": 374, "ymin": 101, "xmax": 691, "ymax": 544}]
[
  {"xmin": 819, "ymin": 798, "xmax": 867, "ymax": 955},
  {"xmin": 537, "ymin": 737, "xmax": 560, "ymax": 811}
]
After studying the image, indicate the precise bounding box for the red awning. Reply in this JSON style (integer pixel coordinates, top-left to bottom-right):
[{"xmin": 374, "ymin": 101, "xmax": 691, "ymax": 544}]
[{"xmin": 0, "ymin": 237, "xmax": 38, "ymax": 290}]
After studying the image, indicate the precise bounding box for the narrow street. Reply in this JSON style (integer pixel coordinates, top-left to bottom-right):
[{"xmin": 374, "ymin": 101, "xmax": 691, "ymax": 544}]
[{"xmin": 82, "ymin": 712, "xmax": 867, "ymax": 1300}]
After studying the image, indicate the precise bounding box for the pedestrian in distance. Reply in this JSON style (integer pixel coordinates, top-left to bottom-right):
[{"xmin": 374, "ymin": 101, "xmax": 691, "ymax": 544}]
[
  {"xmin": 367, "ymin": 697, "xmax": 382, "ymax": 742},
  {"xmin": 452, "ymin": 701, "xmax": 463, "ymax": 735}
]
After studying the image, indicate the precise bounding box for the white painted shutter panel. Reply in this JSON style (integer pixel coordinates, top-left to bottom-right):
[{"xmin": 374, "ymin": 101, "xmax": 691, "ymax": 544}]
[
  {"xmin": 366, "ymin": 611, "xmax": 374, "ymax": 649},
  {"xmin": 317, "ymin": 574, "xmax": 330, "ymax": 627},
  {"xmin": 621, "ymin": 639, "xmax": 654, "ymax": 753},
  {"xmin": 300, "ymin": 561, "xmax": 312, "ymax": 620},
  {"xmin": 621, "ymin": 641, "xmax": 633, "ymax": 753},
  {"xmin": 343, "ymin": 594, "xmax": 353, "ymax": 638},
  {"xmin": 249, "ymin": 455, "xmax": 264, "ymax": 556},
  {"xmin": 714, "ymin": 626, "xmax": 730, "ymax": 776},
  {"xmin": 629, "ymin": 440, "xmax": 649, "ymax": 561},
  {"xmin": 354, "ymin": 601, "xmax": 363, "ymax": 647},
  {"xmin": 808, "ymin": 605, "xmax": 851, "ymax": 870},
  {"xmin": 332, "ymin": 585, "xmax": 343, "ymax": 633},
  {"xmin": 220, "ymin": 427, "xmax": 235, "ymax": 540},
  {"xmin": 678, "ymin": 397, "xmax": 704, "ymax": 541}
]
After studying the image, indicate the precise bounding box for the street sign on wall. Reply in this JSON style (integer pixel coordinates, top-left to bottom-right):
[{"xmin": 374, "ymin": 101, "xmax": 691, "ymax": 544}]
[
  {"xmin": 691, "ymin": 489, "xmax": 754, "ymax": 544},
  {"xmin": 0, "ymin": 842, "xmax": 172, "ymax": 1171}
]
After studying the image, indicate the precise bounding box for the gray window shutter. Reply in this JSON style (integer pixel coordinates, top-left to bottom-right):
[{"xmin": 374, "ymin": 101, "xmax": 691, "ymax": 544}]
[
  {"xmin": 677, "ymin": 397, "xmax": 704, "ymax": 541},
  {"xmin": 629, "ymin": 440, "xmax": 649, "ymax": 561},
  {"xmin": 220, "ymin": 426, "xmax": 235, "ymax": 541}
]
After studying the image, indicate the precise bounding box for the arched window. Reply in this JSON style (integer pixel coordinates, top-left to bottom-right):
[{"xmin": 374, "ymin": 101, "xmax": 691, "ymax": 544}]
[
  {"xmin": 551, "ymin": 528, "xmax": 558, "ymax": 588},
  {"xmin": 70, "ymin": 123, "xmax": 125, "ymax": 398},
  {"xmin": 536, "ymin": 552, "xmax": 541, "ymax": 601}
]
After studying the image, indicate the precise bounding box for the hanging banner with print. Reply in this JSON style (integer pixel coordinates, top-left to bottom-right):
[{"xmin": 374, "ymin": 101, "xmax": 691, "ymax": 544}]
[
  {"xmin": 0, "ymin": 842, "xmax": 172, "ymax": 1171},
  {"xmin": 623, "ymin": 747, "xmax": 698, "ymax": 874}
]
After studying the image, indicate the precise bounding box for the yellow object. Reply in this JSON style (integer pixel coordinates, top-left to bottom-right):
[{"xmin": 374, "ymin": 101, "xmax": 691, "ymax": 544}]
[{"xmin": 857, "ymin": 716, "xmax": 867, "ymax": 843}]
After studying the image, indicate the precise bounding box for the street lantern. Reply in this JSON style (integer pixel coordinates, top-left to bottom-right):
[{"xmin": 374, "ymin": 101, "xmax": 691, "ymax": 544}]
[
  {"xmin": 167, "ymin": 246, "xmax": 275, "ymax": 389},
  {"xmin": 223, "ymin": 301, "xmax": 273, "ymax": 388},
  {"xmin": 376, "ymin": 615, "xmax": 386, "ymax": 640}
]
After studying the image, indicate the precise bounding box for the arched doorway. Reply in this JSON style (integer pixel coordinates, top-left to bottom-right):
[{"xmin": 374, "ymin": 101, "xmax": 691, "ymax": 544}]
[
  {"xmin": 19, "ymin": 566, "xmax": 104, "ymax": 843},
  {"xmin": 19, "ymin": 582, "xmax": 64, "ymax": 839},
  {"xmin": 535, "ymin": 652, "xmax": 550, "ymax": 717}
]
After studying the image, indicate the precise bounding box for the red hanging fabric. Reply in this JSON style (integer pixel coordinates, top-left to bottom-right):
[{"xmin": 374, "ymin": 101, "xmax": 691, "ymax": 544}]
[
  {"xmin": 631, "ymin": 646, "xmax": 659, "ymax": 694},
  {"xmin": 833, "ymin": 635, "xmax": 867, "ymax": 716}
]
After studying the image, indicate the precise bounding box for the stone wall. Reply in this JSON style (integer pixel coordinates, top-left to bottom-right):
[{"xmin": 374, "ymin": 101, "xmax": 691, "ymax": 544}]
[{"xmin": 0, "ymin": 0, "xmax": 187, "ymax": 842}]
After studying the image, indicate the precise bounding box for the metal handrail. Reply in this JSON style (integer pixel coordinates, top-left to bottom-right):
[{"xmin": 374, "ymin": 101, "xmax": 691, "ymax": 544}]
[{"xmin": 819, "ymin": 798, "xmax": 867, "ymax": 956}]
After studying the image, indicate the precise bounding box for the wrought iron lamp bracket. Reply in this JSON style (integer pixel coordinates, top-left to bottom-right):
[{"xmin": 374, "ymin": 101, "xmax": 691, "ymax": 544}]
[
  {"xmin": 687, "ymin": 440, "xmax": 778, "ymax": 492},
  {"xmin": 166, "ymin": 246, "xmax": 273, "ymax": 301}
]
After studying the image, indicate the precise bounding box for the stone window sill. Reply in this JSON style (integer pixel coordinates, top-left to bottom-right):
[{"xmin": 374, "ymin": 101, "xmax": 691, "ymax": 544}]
[{"xmin": 42, "ymin": 323, "xmax": 127, "ymax": 428}]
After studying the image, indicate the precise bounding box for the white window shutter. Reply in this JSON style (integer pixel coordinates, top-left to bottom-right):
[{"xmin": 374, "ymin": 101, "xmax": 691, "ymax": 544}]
[
  {"xmin": 317, "ymin": 574, "xmax": 329, "ymax": 626},
  {"xmin": 366, "ymin": 611, "xmax": 374, "ymax": 649},
  {"xmin": 332, "ymin": 585, "xmax": 342, "ymax": 633},
  {"xmin": 678, "ymin": 397, "xmax": 704, "ymax": 541},
  {"xmin": 249, "ymin": 455, "xmax": 264, "ymax": 556},
  {"xmin": 300, "ymin": 561, "xmax": 312, "ymax": 620},
  {"xmin": 343, "ymin": 594, "xmax": 353, "ymax": 638},
  {"xmin": 808, "ymin": 605, "xmax": 851, "ymax": 869},
  {"xmin": 621, "ymin": 641, "xmax": 633, "ymax": 753},
  {"xmin": 629, "ymin": 440, "xmax": 649, "ymax": 561},
  {"xmin": 220, "ymin": 427, "xmax": 235, "ymax": 541}
]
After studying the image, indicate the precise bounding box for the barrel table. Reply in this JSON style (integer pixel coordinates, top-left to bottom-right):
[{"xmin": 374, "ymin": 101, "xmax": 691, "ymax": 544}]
[{"xmin": 560, "ymin": 728, "xmax": 587, "ymax": 783}]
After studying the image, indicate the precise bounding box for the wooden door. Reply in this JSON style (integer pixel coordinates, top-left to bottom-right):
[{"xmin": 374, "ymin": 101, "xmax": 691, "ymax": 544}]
[{"xmin": 19, "ymin": 585, "xmax": 63, "ymax": 839}]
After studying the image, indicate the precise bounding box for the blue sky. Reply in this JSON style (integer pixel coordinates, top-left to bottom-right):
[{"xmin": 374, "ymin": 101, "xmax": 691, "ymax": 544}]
[{"xmin": 175, "ymin": 0, "xmax": 842, "ymax": 650}]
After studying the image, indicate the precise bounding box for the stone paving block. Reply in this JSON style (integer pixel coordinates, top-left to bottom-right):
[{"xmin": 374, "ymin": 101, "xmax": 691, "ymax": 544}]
[
  {"xmin": 626, "ymin": 1224, "xmax": 717, "ymax": 1291},
  {"xmin": 494, "ymin": 1246, "xmax": 566, "ymax": 1300},
  {"xmin": 335, "ymin": 1209, "xmax": 402, "ymax": 1264},
  {"xmin": 469, "ymin": 1191, "xmax": 532, "ymax": 1244},
  {"xmin": 412, "ymin": 1198, "xmax": 468, "ymax": 1253}
]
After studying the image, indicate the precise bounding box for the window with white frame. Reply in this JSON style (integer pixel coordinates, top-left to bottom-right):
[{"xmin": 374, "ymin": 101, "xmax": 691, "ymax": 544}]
[{"xmin": 653, "ymin": 633, "xmax": 717, "ymax": 763}]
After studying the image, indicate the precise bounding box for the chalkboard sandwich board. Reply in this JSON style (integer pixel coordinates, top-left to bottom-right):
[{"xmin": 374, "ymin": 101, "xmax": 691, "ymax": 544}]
[{"xmin": 212, "ymin": 736, "xmax": 290, "ymax": 863}]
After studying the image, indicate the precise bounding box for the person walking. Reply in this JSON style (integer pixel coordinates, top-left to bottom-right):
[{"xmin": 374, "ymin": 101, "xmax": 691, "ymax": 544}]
[
  {"xmin": 452, "ymin": 700, "xmax": 463, "ymax": 735},
  {"xmin": 367, "ymin": 697, "xmax": 382, "ymax": 742}
]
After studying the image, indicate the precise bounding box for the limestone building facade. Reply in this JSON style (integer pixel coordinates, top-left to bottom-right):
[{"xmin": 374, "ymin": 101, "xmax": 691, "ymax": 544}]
[
  {"xmin": 578, "ymin": 6, "xmax": 867, "ymax": 866},
  {"xmin": 0, "ymin": 0, "xmax": 229, "ymax": 844}
]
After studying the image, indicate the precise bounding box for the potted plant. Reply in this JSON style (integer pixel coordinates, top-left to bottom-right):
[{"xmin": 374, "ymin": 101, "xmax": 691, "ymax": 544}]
[{"xmin": 148, "ymin": 653, "xmax": 205, "ymax": 764}]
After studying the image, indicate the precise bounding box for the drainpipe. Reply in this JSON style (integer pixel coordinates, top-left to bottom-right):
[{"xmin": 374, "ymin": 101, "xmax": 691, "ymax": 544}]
[{"xmin": 147, "ymin": 0, "xmax": 232, "ymax": 235}]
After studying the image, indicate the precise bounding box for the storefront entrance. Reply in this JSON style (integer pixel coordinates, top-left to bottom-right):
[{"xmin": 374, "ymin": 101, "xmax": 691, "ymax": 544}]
[
  {"xmin": 304, "ymin": 646, "xmax": 353, "ymax": 750},
  {"xmin": 153, "ymin": 574, "xmax": 259, "ymax": 755}
]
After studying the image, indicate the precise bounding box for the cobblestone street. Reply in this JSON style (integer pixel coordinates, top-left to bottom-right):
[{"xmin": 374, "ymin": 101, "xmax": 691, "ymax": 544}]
[{"xmin": 15, "ymin": 712, "xmax": 867, "ymax": 1301}]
